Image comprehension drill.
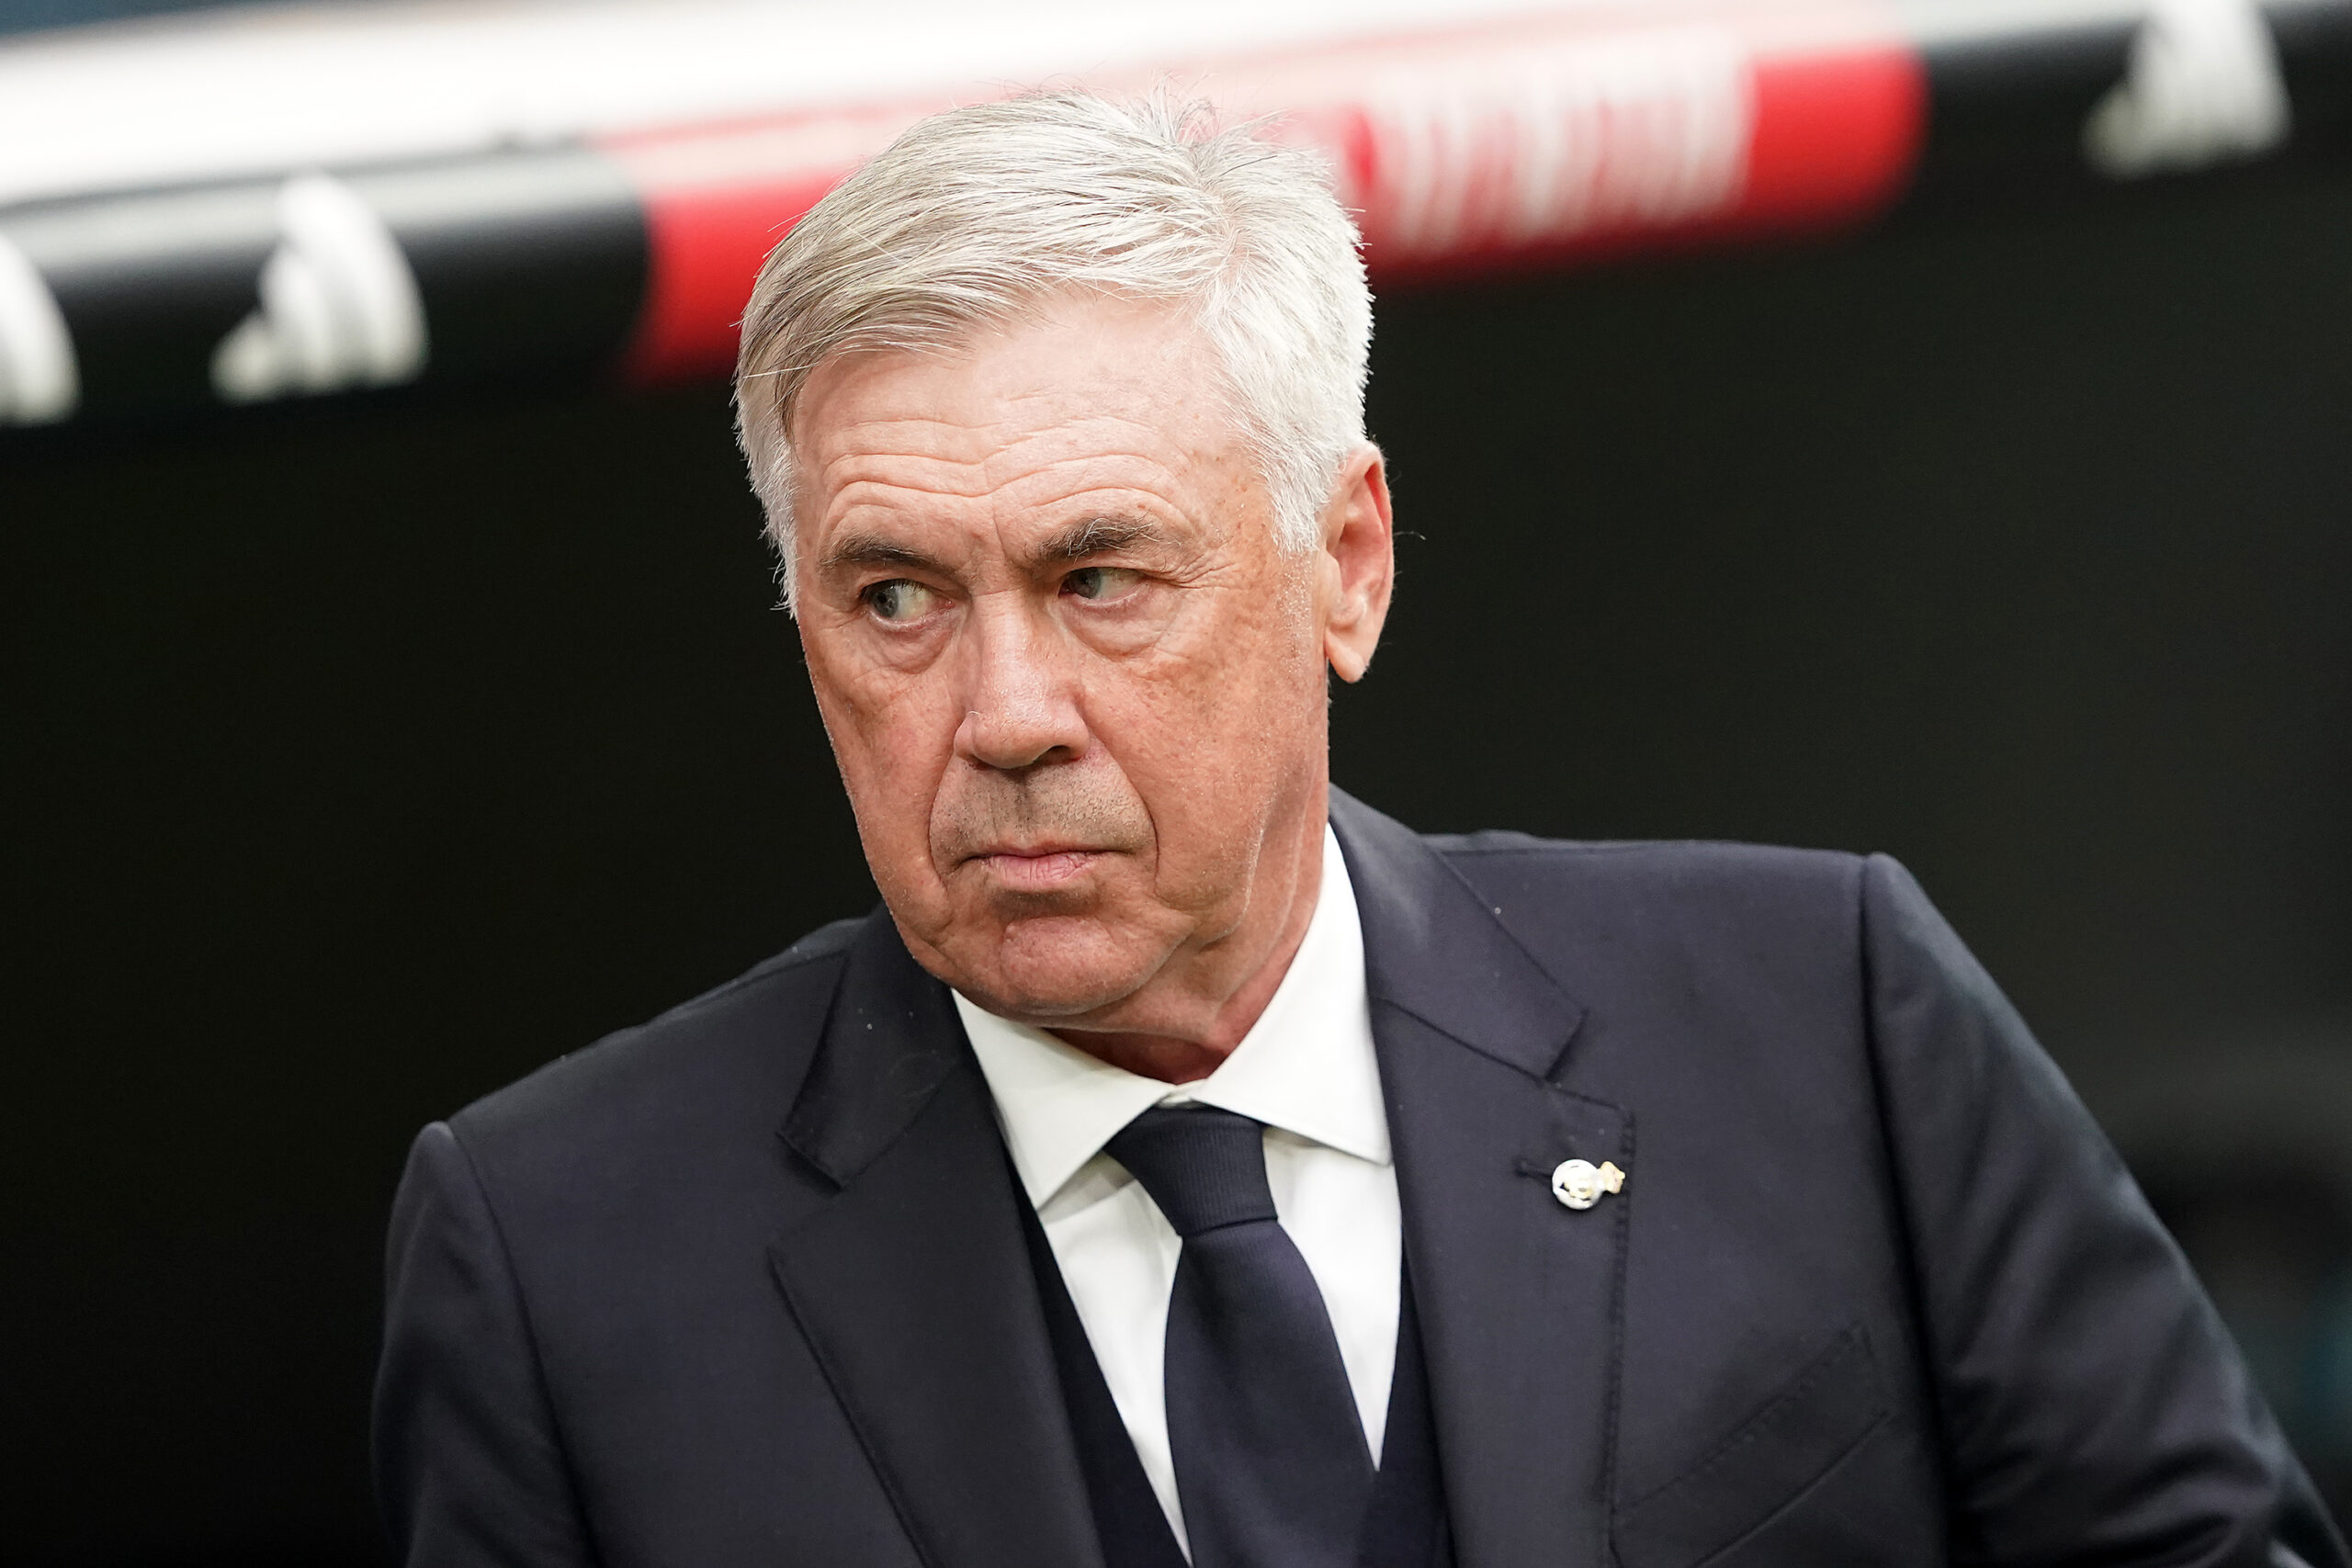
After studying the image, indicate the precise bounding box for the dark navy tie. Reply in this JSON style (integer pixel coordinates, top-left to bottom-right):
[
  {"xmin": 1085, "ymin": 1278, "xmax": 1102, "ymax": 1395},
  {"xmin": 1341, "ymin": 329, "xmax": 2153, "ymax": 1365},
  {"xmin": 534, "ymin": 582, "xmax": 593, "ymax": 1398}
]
[{"xmin": 1106, "ymin": 1105, "xmax": 1375, "ymax": 1568}]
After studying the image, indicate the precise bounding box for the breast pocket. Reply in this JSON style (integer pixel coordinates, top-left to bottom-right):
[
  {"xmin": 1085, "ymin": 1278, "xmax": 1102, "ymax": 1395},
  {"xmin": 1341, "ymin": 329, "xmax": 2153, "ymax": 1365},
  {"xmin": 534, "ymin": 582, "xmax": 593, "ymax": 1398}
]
[{"xmin": 1611, "ymin": 1325, "xmax": 1891, "ymax": 1568}]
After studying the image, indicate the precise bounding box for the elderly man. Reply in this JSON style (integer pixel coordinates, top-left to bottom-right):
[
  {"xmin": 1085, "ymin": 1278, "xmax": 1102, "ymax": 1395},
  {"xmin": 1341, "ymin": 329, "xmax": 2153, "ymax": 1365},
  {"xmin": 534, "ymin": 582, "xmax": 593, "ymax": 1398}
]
[{"xmin": 375, "ymin": 95, "xmax": 2344, "ymax": 1568}]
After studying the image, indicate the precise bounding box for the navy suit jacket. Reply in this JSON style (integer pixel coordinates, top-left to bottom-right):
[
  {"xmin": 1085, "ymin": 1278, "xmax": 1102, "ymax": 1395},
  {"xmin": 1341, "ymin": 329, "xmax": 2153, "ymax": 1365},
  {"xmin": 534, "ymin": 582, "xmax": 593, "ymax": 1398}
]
[{"xmin": 376, "ymin": 790, "xmax": 2346, "ymax": 1567}]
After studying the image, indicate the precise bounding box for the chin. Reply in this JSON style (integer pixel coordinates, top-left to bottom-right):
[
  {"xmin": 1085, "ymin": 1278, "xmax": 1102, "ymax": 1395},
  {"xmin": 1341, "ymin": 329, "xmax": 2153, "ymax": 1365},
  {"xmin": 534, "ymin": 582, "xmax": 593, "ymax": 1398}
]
[{"xmin": 957, "ymin": 914, "xmax": 1160, "ymax": 1023}]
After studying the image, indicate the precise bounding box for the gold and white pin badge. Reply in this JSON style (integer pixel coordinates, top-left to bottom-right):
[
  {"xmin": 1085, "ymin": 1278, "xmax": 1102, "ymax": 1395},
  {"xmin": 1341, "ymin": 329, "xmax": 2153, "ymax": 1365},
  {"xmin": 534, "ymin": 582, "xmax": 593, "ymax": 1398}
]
[{"xmin": 1550, "ymin": 1157, "xmax": 1627, "ymax": 1211}]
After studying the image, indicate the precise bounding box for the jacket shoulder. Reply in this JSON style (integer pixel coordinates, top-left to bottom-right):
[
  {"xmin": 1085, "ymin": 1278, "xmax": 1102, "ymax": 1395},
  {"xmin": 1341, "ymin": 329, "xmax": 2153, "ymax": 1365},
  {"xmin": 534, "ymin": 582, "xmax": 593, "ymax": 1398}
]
[
  {"xmin": 447, "ymin": 916, "xmax": 865, "ymax": 1156},
  {"xmin": 1427, "ymin": 830, "xmax": 1870, "ymax": 919},
  {"xmin": 1421, "ymin": 832, "xmax": 1883, "ymax": 1027}
]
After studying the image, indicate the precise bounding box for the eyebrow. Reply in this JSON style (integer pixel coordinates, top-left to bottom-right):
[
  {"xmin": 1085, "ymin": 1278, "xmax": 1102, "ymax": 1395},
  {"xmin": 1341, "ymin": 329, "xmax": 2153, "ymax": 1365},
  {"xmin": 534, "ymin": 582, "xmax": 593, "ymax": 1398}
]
[
  {"xmin": 816, "ymin": 514, "xmax": 1177, "ymax": 580},
  {"xmin": 1032, "ymin": 514, "xmax": 1173, "ymax": 565},
  {"xmin": 816, "ymin": 533, "xmax": 946, "ymax": 577}
]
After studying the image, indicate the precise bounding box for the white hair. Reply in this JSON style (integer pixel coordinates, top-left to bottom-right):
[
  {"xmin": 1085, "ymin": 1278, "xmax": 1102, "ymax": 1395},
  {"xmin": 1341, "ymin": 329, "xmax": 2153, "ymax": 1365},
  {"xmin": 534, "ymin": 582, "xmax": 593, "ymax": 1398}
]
[{"xmin": 733, "ymin": 90, "xmax": 1372, "ymax": 609}]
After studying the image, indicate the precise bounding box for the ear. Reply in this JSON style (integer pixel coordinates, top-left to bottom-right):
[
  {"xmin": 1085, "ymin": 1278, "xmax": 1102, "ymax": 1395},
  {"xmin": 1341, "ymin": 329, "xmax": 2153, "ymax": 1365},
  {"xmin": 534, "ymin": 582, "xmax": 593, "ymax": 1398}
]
[{"xmin": 1319, "ymin": 443, "xmax": 1396, "ymax": 683}]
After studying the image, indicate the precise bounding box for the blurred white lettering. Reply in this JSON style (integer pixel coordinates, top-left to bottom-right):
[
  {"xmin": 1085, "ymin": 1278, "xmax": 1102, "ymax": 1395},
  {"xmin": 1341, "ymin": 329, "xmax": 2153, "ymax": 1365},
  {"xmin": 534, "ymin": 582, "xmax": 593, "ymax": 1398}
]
[
  {"xmin": 0, "ymin": 231, "xmax": 78, "ymax": 425},
  {"xmin": 212, "ymin": 174, "xmax": 426, "ymax": 404},
  {"xmin": 1351, "ymin": 27, "xmax": 1752, "ymax": 261},
  {"xmin": 2085, "ymin": 0, "xmax": 2290, "ymax": 177}
]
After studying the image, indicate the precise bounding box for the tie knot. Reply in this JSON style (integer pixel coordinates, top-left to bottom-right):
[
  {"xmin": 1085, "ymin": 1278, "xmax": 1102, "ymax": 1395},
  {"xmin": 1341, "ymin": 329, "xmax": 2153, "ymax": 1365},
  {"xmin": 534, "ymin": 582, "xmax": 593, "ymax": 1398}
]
[{"xmin": 1105, "ymin": 1105, "xmax": 1277, "ymax": 1238}]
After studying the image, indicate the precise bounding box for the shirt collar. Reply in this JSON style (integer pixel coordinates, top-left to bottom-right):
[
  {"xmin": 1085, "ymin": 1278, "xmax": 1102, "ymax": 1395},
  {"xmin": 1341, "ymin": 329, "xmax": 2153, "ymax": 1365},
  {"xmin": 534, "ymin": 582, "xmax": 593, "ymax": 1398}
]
[{"xmin": 957, "ymin": 823, "xmax": 1390, "ymax": 1209}]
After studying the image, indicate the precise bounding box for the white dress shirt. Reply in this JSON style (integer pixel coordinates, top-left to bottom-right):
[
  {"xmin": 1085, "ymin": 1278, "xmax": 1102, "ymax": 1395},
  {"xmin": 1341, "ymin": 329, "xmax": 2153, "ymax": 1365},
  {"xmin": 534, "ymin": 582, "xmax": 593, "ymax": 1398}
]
[{"xmin": 956, "ymin": 825, "xmax": 1400, "ymax": 1555}]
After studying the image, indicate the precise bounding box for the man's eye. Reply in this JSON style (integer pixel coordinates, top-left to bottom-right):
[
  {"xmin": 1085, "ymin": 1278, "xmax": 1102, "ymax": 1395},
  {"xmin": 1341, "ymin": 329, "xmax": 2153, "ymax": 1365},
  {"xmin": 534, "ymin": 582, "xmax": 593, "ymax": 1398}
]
[
  {"xmin": 1063, "ymin": 566, "xmax": 1141, "ymax": 602},
  {"xmin": 864, "ymin": 580, "xmax": 939, "ymax": 622}
]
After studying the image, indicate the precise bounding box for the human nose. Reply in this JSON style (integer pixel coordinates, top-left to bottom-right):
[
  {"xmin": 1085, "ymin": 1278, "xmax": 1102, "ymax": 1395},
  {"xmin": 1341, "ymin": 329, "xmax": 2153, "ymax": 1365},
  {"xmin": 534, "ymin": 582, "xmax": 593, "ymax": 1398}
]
[{"xmin": 951, "ymin": 594, "xmax": 1089, "ymax": 771}]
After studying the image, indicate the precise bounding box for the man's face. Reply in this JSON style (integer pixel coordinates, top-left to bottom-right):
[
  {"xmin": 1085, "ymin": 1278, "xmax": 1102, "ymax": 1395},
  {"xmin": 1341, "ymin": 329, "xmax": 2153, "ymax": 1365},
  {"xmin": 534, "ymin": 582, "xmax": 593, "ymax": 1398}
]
[{"xmin": 790, "ymin": 294, "xmax": 1390, "ymax": 1034}]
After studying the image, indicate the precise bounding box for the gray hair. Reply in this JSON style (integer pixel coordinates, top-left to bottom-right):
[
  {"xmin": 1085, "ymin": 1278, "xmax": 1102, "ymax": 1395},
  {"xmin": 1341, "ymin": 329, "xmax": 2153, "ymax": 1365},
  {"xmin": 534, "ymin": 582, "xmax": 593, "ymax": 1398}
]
[{"xmin": 733, "ymin": 90, "xmax": 1373, "ymax": 609}]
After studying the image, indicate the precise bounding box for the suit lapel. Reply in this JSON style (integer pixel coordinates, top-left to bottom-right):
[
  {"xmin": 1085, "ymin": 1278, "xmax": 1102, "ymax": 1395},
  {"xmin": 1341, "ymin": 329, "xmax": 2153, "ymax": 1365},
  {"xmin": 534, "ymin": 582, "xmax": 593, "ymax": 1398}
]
[
  {"xmin": 768, "ymin": 799, "xmax": 1626, "ymax": 1568},
  {"xmin": 1332, "ymin": 792, "xmax": 1633, "ymax": 1568},
  {"xmin": 768, "ymin": 909, "xmax": 1104, "ymax": 1568}
]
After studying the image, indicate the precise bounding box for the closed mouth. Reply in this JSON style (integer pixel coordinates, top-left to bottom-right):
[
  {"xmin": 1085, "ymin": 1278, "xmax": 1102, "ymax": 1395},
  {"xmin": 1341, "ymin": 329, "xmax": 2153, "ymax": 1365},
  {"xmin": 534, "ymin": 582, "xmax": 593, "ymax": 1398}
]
[{"xmin": 969, "ymin": 847, "xmax": 1104, "ymax": 891}]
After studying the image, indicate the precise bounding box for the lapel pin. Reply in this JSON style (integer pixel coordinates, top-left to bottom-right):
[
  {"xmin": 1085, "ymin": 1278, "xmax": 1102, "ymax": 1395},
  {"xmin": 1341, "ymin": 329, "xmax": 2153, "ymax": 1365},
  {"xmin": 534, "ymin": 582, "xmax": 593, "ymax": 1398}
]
[{"xmin": 1550, "ymin": 1157, "xmax": 1627, "ymax": 1211}]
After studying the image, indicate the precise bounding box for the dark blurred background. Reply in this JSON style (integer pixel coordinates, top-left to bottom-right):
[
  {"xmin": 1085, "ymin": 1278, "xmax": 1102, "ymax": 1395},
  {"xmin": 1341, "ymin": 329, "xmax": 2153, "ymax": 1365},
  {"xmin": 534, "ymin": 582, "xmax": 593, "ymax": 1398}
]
[{"xmin": 6, "ymin": 6, "xmax": 2352, "ymax": 1565}]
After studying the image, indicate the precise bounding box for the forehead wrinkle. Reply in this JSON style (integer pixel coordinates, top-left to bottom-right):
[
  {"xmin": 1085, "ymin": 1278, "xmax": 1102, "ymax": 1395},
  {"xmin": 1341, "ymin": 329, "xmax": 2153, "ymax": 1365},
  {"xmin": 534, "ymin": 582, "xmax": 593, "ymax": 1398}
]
[
  {"xmin": 812, "ymin": 478, "xmax": 981, "ymax": 561},
  {"xmin": 813, "ymin": 412, "xmax": 1190, "ymax": 520},
  {"xmin": 815, "ymin": 434, "xmax": 1001, "ymax": 503},
  {"xmin": 814, "ymin": 479, "xmax": 1174, "ymax": 583},
  {"xmin": 974, "ymin": 405, "xmax": 1215, "ymax": 484},
  {"xmin": 979, "ymin": 457, "xmax": 1192, "ymax": 532},
  {"xmin": 802, "ymin": 344, "xmax": 1248, "ymax": 572}
]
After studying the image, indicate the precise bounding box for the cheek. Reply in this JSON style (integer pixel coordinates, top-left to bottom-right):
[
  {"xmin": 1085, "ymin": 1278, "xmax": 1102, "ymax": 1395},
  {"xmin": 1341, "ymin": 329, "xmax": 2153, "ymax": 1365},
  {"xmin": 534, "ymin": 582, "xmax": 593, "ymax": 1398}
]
[
  {"xmin": 806, "ymin": 642, "xmax": 961, "ymax": 855},
  {"xmin": 1098, "ymin": 588, "xmax": 1322, "ymax": 853},
  {"xmin": 1153, "ymin": 579, "xmax": 1320, "ymax": 729}
]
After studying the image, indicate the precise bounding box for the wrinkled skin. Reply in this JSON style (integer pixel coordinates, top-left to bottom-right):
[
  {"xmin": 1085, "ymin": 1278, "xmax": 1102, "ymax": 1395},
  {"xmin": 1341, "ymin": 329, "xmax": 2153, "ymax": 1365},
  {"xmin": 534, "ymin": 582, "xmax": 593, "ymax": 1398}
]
[{"xmin": 791, "ymin": 293, "xmax": 1394, "ymax": 1081}]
